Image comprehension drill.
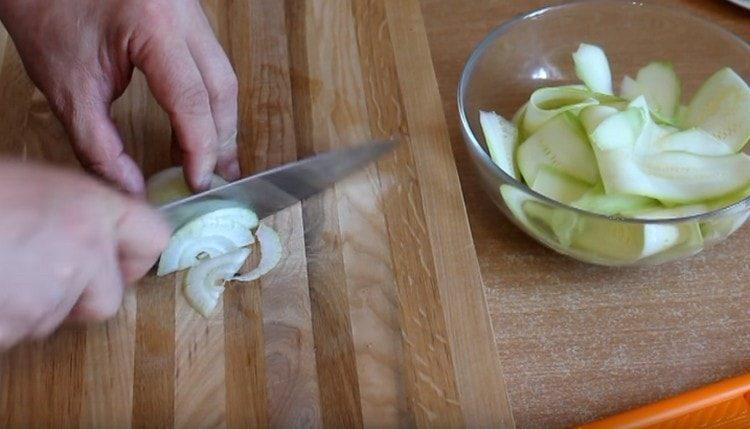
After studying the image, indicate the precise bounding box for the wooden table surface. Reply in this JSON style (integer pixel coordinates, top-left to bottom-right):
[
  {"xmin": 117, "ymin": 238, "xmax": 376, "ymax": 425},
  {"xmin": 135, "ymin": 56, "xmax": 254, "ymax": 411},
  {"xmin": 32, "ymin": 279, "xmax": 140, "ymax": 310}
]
[
  {"xmin": 0, "ymin": 1, "xmax": 748, "ymax": 428},
  {"xmin": 422, "ymin": 0, "xmax": 750, "ymax": 427}
]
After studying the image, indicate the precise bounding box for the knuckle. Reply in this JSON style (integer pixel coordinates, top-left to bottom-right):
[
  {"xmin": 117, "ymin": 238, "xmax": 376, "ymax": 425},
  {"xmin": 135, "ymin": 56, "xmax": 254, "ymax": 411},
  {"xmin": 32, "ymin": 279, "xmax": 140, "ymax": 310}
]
[{"xmin": 172, "ymin": 83, "xmax": 211, "ymax": 116}]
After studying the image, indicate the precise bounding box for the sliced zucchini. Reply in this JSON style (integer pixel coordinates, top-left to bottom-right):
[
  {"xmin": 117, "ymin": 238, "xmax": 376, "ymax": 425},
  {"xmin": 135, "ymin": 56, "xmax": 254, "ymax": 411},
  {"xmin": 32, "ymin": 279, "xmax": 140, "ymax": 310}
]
[
  {"xmin": 635, "ymin": 62, "xmax": 681, "ymax": 121},
  {"xmin": 683, "ymin": 68, "xmax": 750, "ymax": 152},
  {"xmin": 628, "ymin": 204, "xmax": 709, "ymax": 219},
  {"xmin": 512, "ymin": 102, "xmax": 528, "ymax": 126},
  {"xmin": 523, "ymin": 201, "xmax": 579, "ymax": 247},
  {"xmin": 571, "ymin": 218, "xmax": 681, "ymax": 263},
  {"xmin": 589, "ymin": 107, "xmax": 644, "ymax": 150},
  {"xmin": 579, "ymin": 105, "xmax": 619, "ymax": 135},
  {"xmin": 597, "ymin": 150, "xmax": 750, "ymax": 204},
  {"xmin": 628, "ymin": 96, "xmax": 674, "ymax": 151},
  {"xmin": 479, "ymin": 110, "xmax": 519, "ymax": 179},
  {"xmin": 522, "ymin": 86, "xmax": 598, "ymax": 135},
  {"xmin": 516, "ymin": 112, "xmax": 600, "ymax": 185},
  {"xmin": 573, "ymin": 185, "xmax": 659, "ymax": 216},
  {"xmin": 530, "ymin": 166, "xmax": 591, "ymax": 204},
  {"xmin": 572, "ymin": 43, "xmax": 613, "ymax": 95},
  {"xmin": 651, "ymin": 128, "xmax": 733, "ymax": 156},
  {"xmin": 499, "ymin": 184, "xmax": 553, "ymax": 241}
]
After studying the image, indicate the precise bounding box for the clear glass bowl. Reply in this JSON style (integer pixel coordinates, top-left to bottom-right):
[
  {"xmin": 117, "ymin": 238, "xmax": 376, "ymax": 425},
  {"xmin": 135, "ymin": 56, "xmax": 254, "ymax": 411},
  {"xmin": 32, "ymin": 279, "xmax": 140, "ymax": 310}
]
[{"xmin": 458, "ymin": 0, "xmax": 750, "ymax": 266}]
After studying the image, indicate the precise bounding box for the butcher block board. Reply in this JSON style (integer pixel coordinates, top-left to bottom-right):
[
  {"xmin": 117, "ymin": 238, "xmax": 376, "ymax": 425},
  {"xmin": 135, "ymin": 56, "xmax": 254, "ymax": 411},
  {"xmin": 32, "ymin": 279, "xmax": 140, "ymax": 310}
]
[{"xmin": 0, "ymin": 0, "xmax": 512, "ymax": 428}]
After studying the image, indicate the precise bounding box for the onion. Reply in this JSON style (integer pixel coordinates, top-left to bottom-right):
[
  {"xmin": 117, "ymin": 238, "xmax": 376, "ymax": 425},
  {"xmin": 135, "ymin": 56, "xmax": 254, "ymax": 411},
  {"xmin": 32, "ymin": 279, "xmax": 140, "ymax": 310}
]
[
  {"xmin": 147, "ymin": 168, "xmax": 284, "ymax": 317},
  {"xmin": 184, "ymin": 247, "xmax": 251, "ymax": 317},
  {"xmin": 156, "ymin": 207, "xmax": 258, "ymax": 276},
  {"xmin": 232, "ymin": 224, "xmax": 283, "ymax": 281},
  {"xmin": 146, "ymin": 166, "xmax": 227, "ymax": 205}
]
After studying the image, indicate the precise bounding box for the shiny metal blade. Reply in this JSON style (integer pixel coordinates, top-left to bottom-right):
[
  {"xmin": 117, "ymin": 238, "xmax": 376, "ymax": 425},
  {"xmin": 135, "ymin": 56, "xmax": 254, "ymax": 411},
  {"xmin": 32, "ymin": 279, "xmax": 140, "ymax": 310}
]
[{"xmin": 158, "ymin": 139, "xmax": 396, "ymax": 228}]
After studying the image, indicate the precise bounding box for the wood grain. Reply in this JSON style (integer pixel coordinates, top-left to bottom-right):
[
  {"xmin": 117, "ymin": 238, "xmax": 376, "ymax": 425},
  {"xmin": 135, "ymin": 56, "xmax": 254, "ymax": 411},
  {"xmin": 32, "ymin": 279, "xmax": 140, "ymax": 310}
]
[
  {"xmin": 290, "ymin": 1, "xmax": 366, "ymax": 427},
  {"xmin": 353, "ymin": 0, "xmax": 464, "ymax": 427},
  {"xmin": 297, "ymin": 1, "xmax": 418, "ymax": 428},
  {"xmin": 218, "ymin": 0, "xmax": 322, "ymax": 427},
  {"xmin": 132, "ymin": 276, "xmax": 175, "ymax": 428},
  {"xmin": 80, "ymin": 288, "xmax": 136, "ymax": 429},
  {"xmin": 174, "ymin": 273, "xmax": 227, "ymax": 429},
  {"xmin": 384, "ymin": 0, "xmax": 513, "ymax": 427}
]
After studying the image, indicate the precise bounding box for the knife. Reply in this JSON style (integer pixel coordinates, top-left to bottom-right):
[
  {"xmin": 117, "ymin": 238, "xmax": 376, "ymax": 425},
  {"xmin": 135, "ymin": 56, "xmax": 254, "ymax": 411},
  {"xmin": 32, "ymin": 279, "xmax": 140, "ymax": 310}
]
[{"xmin": 158, "ymin": 139, "xmax": 397, "ymax": 229}]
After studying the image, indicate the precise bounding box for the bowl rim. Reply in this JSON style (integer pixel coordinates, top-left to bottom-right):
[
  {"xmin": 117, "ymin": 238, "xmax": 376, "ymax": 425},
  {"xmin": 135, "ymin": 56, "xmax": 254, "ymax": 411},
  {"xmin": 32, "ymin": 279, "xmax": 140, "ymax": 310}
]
[{"xmin": 457, "ymin": 0, "xmax": 750, "ymax": 225}]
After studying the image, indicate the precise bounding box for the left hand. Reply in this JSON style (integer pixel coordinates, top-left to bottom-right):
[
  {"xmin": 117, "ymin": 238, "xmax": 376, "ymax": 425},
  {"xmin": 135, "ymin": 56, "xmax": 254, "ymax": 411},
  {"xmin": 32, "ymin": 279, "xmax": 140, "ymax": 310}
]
[{"xmin": 0, "ymin": 0, "xmax": 241, "ymax": 194}]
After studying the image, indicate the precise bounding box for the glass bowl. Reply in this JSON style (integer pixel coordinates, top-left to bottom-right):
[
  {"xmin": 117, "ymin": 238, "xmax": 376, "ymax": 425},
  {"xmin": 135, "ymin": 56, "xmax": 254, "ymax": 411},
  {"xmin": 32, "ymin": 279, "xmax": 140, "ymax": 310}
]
[{"xmin": 458, "ymin": 0, "xmax": 750, "ymax": 266}]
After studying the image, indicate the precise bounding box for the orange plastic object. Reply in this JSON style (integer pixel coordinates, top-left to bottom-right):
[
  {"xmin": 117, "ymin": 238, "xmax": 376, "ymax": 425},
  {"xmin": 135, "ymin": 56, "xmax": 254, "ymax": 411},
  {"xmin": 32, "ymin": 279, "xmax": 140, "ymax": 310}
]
[{"xmin": 578, "ymin": 373, "xmax": 750, "ymax": 429}]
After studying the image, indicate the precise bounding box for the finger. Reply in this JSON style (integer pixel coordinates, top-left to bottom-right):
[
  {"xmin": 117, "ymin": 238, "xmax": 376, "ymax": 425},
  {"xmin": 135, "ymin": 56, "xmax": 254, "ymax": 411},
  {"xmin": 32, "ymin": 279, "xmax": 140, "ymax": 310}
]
[
  {"xmin": 132, "ymin": 37, "xmax": 219, "ymax": 191},
  {"xmin": 187, "ymin": 6, "xmax": 240, "ymax": 180},
  {"xmin": 61, "ymin": 98, "xmax": 145, "ymax": 195},
  {"xmin": 66, "ymin": 246, "xmax": 125, "ymax": 323},
  {"xmin": 116, "ymin": 199, "xmax": 171, "ymax": 284}
]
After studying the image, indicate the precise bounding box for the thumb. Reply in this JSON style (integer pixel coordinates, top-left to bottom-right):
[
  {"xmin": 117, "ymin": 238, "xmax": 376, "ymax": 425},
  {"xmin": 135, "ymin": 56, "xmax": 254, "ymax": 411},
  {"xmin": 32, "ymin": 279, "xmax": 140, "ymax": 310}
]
[{"xmin": 60, "ymin": 98, "xmax": 145, "ymax": 195}]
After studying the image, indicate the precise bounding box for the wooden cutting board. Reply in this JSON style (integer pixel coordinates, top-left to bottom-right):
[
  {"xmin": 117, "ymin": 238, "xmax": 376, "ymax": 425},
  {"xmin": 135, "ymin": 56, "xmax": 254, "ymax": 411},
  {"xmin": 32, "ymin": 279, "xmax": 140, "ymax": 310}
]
[{"xmin": 0, "ymin": 0, "xmax": 512, "ymax": 428}]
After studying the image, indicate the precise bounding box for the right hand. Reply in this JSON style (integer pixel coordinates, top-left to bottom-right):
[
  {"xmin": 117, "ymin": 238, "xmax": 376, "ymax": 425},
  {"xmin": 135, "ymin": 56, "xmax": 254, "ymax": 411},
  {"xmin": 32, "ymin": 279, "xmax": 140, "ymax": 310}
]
[{"xmin": 0, "ymin": 161, "xmax": 170, "ymax": 351}]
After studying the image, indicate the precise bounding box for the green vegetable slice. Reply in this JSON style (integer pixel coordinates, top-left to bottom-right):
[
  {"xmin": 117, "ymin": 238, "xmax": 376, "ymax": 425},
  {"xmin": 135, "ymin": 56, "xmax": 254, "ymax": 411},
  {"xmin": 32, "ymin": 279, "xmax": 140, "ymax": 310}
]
[
  {"xmin": 499, "ymin": 185, "xmax": 551, "ymax": 240},
  {"xmin": 683, "ymin": 68, "xmax": 750, "ymax": 152},
  {"xmin": 589, "ymin": 107, "xmax": 645, "ymax": 150},
  {"xmin": 571, "ymin": 218, "xmax": 681, "ymax": 263},
  {"xmin": 573, "ymin": 43, "xmax": 613, "ymax": 95},
  {"xmin": 636, "ymin": 62, "xmax": 681, "ymax": 122},
  {"xmin": 651, "ymin": 128, "xmax": 733, "ymax": 156},
  {"xmin": 479, "ymin": 110, "xmax": 519, "ymax": 178},
  {"xmin": 517, "ymin": 112, "xmax": 599, "ymax": 185},
  {"xmin": 572, "ymin": 185, "xmax": 659, "ymax": 216},
  {"xmin": 530, "ymin": 166, "xmax": 591, "ymax": 204},
  {"xmin": 522, "ymin": 86, "xmax": 598, "ymax": 135},
  {"xmin": 596, "ymin": 149, "xmax": 750, "ymax": 204},
  {"xmin": 523, "ymin": 201, "xmax": 578, "ymax": 247},
  {"xmin": 512, "ymin": 102, "xmax": 528, "ymax": 126},
  {"xmin": 580, "ymin": 105, "xmax": 619, "ymax": 134}
]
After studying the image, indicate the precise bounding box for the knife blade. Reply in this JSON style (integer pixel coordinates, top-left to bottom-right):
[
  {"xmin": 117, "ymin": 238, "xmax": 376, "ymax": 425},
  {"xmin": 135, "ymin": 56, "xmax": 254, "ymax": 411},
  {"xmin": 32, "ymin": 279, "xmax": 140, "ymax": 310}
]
[{"xmin": 158, "ymin": 139, "xmax": 397, "ymax": 228}]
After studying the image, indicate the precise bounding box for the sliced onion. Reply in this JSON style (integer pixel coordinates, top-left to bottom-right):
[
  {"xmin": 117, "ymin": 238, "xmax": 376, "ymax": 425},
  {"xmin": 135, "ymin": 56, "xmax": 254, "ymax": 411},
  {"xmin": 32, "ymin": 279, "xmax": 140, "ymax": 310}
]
[
  {"xmin": 233, "ymin": 224, "xmax": 283, "ymax": 281},
  {"xmin": 184, "ymin": 248, "xmax": 251, "ymax": 317},
  {"xmin": 157, "ymin": 207, "xmax": 259, "ymax": 276},
  {"xmin": 146, "ymin": 166, "xmax": 227, "ymax": 205}
]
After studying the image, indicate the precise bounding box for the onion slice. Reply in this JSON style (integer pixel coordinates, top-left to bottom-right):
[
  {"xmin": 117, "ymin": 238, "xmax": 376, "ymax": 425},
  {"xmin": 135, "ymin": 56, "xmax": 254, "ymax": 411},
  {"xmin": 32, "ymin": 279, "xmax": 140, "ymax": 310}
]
[
  {"xmin": 184, "ymin": 247, "xmax": 251, "ymax": 317},
  {"xmin": 157, "ymin": 207, "xmax": 259, "ymax": 276},
  {"xmin": 146, "ymin": 166, "xmax": 227, "ymax": 205},
  {"xmin": 233, "ymin": 224, "xmax": 283, "ymax": 281}
]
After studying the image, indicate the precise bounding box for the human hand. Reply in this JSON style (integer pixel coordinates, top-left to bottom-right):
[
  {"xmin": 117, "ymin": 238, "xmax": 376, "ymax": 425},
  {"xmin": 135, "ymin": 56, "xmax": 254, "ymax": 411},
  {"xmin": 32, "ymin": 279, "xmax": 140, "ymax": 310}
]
[
  {"xmin": 0, "ymin": 161, "xmax": 170, "ymax": 351},
  {"xmin": 0, "ymin": 0, "xmax": 240, "ymax": 194}
]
